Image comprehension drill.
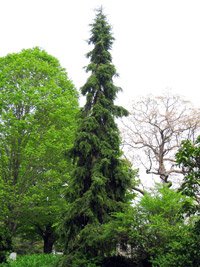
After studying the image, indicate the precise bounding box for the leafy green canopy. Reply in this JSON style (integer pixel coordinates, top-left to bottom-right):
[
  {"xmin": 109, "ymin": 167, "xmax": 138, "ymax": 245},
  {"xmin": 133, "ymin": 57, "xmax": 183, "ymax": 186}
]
[
  {"xmin": 103, "ymin": 185, "xmax": 196, "ymax": 267},
  {"xmin": 0, "ymin": 47, "xmax": 78, "ymax": 187},
  {"xmin": 140, "ymin": 185, "xmax": 196, "ymax": 267},
  {"xmin": 176, "ymin": 136, "xmax": 200, "ymax": 262},
  {"xmin": 176, "ymin": 136, "xmax": 200, "ymax": 202},
  {"xmin": 61, "ymin": 8, "xmax": 134, "ymax": 266},
  {"xmin": 0, "ymin": 47, "xmax": 79, "ymax": 254}
]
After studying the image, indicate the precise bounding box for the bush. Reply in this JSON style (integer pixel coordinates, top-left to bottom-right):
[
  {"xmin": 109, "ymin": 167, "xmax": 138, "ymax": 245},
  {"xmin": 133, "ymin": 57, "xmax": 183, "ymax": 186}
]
[{"xmin": 56, "ymin": 252, "xmax": 100, "ymax": 267}]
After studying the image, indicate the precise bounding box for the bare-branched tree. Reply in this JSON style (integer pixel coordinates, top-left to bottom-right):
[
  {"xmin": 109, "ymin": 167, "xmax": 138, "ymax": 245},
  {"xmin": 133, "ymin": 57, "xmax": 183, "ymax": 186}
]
[{"xmin": 121, "ymin": 93, "xmax": 200, "ymax": 186}]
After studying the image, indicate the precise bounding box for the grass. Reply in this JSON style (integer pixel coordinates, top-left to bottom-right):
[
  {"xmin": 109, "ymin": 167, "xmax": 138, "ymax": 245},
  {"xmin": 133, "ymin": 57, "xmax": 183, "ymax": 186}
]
[{"xmin": 0, "ymin": 254, "xmax": 61, "ymax": 267}]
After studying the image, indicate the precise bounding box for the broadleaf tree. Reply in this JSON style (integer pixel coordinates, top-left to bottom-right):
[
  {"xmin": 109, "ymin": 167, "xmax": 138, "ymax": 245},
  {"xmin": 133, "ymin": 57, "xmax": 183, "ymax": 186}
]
[
  {"xmin": 139, "ymin": 185, "xmax": 195, "ymax": 267},
  {"xmin": 61, "ymin": 8, "xmax": 134, "ymax": 267},
  {"xmin": 176, "ymin": 136, "xmax": 200, "ymax": 207},
  {"xmin": 177, "ymin": 139, "xmax": 200, "ymax": 267},
  {"xmin": 0, "ymin": 47, "xmax": 79, "ymax": 256},
  {"xmin": 103, "ymin": 184, "xmax": 194, "ymax": 266}
]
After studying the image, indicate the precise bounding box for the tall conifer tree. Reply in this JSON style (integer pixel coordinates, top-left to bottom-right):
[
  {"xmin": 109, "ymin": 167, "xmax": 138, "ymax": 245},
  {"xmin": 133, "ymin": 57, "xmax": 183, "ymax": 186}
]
[{"xmin": 61, "ymin": 8, "xmax": 133, "ymax": 266}]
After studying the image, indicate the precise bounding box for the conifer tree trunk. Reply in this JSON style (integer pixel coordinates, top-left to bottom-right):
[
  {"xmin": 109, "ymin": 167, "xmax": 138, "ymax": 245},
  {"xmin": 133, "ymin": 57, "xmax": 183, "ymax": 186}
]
[{"xmin": 61, "ymin": 8, "xmax": 133, "ymax": 266}]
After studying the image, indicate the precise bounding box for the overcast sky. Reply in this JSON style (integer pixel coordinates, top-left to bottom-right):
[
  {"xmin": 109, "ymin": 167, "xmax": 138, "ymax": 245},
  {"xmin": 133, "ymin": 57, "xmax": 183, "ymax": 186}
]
[{"xmin": 1, "ymin": 0, "xmax": 200, "ymax": 108}]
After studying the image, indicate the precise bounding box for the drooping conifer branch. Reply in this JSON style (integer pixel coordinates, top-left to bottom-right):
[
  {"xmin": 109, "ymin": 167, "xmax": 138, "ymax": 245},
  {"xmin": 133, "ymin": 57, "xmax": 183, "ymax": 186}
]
[{"xmin": 61, "ymin": 8, "xmax": 134, "ymax": 266}]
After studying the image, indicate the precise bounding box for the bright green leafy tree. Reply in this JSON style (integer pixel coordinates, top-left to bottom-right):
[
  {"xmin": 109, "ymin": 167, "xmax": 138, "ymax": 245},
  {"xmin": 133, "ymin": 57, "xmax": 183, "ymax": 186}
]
[
  {"xmin": 139, "ymin": 185, "xmax": 193, "ymax": 267},
  {"xmin": 104, "ymin": 185, "xmax": 196, "ymax": 267},
  {"xmin": 60, "ymin": 8, "xmax": 134, "ymax": 267},
  {"xmin": 0, "ymin": 47, "xmax": 79, "ymax": 257},
  {"xmin": 176, "ymin": 136, "xmax": 200, "ymax": 203},
  {"xmin": 176, "ymin": 136, "xmax": 200, "ymax": 266}
]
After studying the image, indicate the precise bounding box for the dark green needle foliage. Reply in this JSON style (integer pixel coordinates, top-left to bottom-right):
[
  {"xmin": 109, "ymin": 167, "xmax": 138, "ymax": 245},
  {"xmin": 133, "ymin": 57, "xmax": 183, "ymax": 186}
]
[{"xmin": 61, "ymin": 8, "xmax": 134, "ymax": 267}]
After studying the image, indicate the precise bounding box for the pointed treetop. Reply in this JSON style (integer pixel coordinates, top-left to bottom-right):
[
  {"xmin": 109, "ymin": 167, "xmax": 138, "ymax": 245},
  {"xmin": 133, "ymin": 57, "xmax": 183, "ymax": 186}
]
[{"xmin": 88, "ymin": 7, "xmax": 114, "ymax": 51}]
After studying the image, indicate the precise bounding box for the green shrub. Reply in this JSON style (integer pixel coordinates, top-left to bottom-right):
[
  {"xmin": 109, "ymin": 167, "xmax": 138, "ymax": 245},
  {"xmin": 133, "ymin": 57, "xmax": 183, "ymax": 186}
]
[{"xmin": 56, "ymin": 252, "xmax": 100, "ymax": 267}]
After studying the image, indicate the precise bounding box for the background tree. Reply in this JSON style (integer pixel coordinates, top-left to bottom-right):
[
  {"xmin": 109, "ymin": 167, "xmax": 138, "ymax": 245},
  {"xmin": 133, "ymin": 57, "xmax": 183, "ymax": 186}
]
[
  {"xmin": 122, "ymin": 93, "xmax": 200, "ymax": 186},
  {"xmin": 0, "ymin": 47, "xmax": 79, "ymax": 256},
  {"xmin": 60, "ymin": 8, "xmax": 134, "ymax": 267},
  {"xmin": 18, "ymin": 175, "xmax": 67, "ymax": 254}
]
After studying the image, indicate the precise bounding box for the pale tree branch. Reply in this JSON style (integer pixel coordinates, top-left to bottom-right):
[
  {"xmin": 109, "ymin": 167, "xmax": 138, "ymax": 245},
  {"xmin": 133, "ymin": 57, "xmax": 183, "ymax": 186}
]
[{"xmin": 121, "ymin": 93, "xmax": 200, "ymax": 186}]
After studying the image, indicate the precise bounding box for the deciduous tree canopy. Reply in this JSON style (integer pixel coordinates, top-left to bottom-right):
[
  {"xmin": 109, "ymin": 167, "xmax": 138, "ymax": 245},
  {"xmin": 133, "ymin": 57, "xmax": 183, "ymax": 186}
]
[{"xmin": 0, "ymin": 47, "xmax": 79, "ymax": 256}]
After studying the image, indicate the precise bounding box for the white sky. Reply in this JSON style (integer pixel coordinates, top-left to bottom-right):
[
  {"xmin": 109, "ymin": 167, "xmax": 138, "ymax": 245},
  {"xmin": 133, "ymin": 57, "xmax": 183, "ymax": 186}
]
[
  {"xmin": 1, "ymin": 0, "xmax": 199, "ymax": 189},
  {"xmin": 1, "ymin": 0, "xmax": 200, "ymax": 108}
]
